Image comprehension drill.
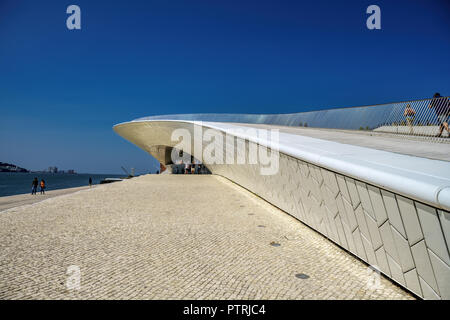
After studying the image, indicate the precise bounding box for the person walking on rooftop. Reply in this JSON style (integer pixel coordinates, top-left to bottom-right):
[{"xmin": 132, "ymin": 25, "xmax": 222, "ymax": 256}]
[
  {"xmin": 40, "ymin": 179, "xmax": 46, "ymax": 194},
  {"xmin": 31, "ymin": 177, "xmax": 38, "ymax": 195},
  {"xmin": 404, "ymin": 104, "xmax": 416, "ymax": 135},
  {"xmin": 428, "ymin": 93, "xmax": 450, "ymax": 137}
]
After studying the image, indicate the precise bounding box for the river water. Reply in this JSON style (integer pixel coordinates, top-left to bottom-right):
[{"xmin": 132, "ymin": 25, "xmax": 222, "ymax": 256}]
[{"xmin": 0, "ymin": 172, "xmax": 126, "ymax": 197}]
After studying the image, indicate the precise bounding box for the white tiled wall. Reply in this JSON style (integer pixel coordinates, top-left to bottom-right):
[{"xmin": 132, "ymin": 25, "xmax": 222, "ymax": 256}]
[{"xmin": 206, "ymin": 133, "xmax": 450, "ymax": 300}]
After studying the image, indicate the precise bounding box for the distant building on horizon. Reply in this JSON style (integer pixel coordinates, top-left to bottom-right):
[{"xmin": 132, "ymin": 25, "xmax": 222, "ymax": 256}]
[{"xmin": 48, "ymin": 166, "xmax": 58, "ymax": 173}]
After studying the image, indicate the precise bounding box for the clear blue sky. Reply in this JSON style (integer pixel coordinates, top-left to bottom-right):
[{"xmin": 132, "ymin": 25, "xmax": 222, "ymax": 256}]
[{"xmin": 1, "ymin": 0, "xmax": 449, "ymax": 174}]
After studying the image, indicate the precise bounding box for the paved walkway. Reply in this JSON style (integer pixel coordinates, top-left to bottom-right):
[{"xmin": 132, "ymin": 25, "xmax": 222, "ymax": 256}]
[{"xmin": 0, "ymin": 175, "xmax": 413, "ymax": 299}]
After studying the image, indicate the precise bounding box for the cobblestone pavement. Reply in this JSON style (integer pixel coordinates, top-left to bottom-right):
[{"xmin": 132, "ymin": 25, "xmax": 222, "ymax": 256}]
[{"xmin": 0, "ymin": 175, "xmax": 414, "ymax": 299}]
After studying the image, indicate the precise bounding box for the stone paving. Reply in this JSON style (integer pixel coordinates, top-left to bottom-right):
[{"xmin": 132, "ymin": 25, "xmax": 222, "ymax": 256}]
[{"xmin": 0, "ymin": 175, "xmax": 414, "ymax": 299}]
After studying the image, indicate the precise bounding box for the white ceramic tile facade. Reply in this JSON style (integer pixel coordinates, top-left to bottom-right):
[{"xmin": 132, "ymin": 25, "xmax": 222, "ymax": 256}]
[
  {"xmin": 367, "ymin": 185, "xmax": 388, "ymax": 227},
  {"xmin": 378, "ymin": 221, "xmax": 400, "ymax": 262},
  {"xmin": 374, "ymin": 246, "xmax": 391, "ymax": 277},
  {"xmin": 397, "ymin": 195, "xmax": 423, "ymax": 246},
  {"xmin": 416, "ymin": 203, "xmax": 450, "ymax": 266},
  {"xmin": 403, "ymin": 269, "xmax": 422, "ymax": 297},
  {"xmin": 419, "ymin": 277, "xmax": 441, "ymax": 300},
  {"xmin": 381, "ymin": 190, "xmax": 407, "ymax": 238},
  {"xmin": 356, "ymin": 181, "xmax": 375, "ymax": 220},
  {"xmin": 438, "ymin": 210, "xmax": 450, "ymax": 252},
  {"xmin": 390, "ymin": 227, "xmax": 415, "ymax": 272},
  {"xmin": 410, "ymin": 240, "xmax": 440, "ymax": 295},
  {"xmin": 208, "ymin": 137, "xmax": 450, "ymax": 299},
  {"xmin": 427, "ymin": 249, "xmax": 450, "ymax": 299},
  {"xmin": 365, "ymin": 212, "xmax": 383, "ymax": 250},
  {"xmin": 345, "ymin": 177, "xmax": 361, "ymax": 209},
  {"xmin": 386, "ymin": 253, "xmax": 406, "ymax": 286}
]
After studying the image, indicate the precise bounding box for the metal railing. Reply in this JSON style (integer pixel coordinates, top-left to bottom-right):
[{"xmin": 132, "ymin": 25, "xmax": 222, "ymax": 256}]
[{"xmin": 135, "ymin": 96, "xmax": 450, "ymax": 143}]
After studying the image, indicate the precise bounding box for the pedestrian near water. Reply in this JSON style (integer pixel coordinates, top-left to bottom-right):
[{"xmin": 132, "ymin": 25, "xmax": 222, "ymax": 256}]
[
  {"xmin": 31, "ymin": 177, "xmax": 38, "ymax": 195},
  {"xmin": 89, "ymin": 177, "xmax": 92, "ymax": 187},
  {"xmin": 40, "ymin": 179, "xmax": 45, "ymax": 194}
]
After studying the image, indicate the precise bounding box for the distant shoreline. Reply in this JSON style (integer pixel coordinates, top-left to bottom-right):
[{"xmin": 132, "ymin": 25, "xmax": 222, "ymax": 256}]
[{"xmin": 0, "ymin": 162, "xmax": 28, "ymax": 173}]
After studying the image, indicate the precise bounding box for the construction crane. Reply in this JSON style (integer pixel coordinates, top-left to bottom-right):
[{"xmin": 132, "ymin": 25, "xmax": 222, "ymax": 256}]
[{"xmin": 121, "ymin": 166, "xmax": 134, "ymax": 178}]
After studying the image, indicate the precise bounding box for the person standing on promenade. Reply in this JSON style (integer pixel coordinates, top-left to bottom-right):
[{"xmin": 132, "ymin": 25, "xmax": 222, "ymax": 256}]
[
  {"xmin": 40, "ymin": 179, "xmax": 46, "ymax": 194},
  {"xmin": 428, "ymin": 93, "xmax": 450, "ymax": 137},
  {"xmin": 89, "ymin": 177, "xmax": 92, "ymax": 187},
  {"xmin": 31, "ymin": 177, "xmax": 38, "ymax": 195}
]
